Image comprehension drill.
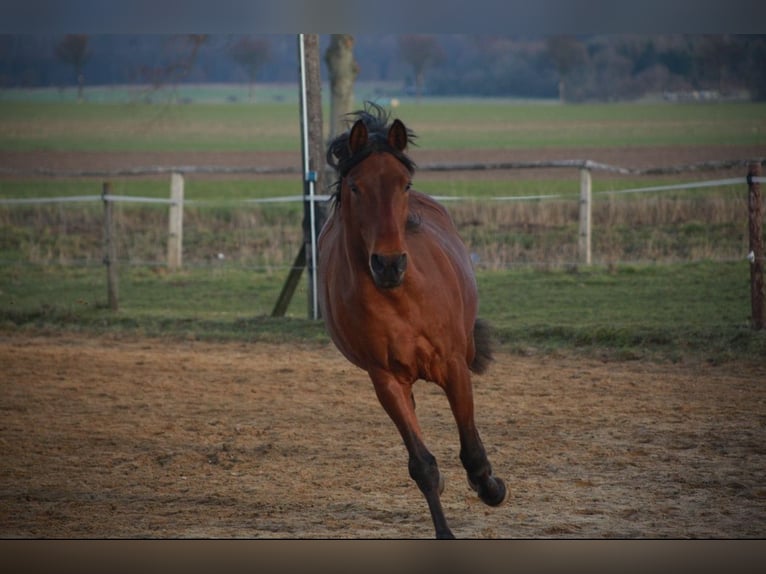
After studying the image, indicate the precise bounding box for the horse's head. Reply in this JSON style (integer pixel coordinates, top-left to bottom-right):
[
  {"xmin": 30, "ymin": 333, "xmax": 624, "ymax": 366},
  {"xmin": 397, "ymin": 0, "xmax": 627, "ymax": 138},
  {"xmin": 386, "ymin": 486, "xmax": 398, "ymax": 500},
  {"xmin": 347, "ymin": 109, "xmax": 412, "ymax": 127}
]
[{"xmin": 328, "ymin": 105, "xmax": 416, "ymax": 290}]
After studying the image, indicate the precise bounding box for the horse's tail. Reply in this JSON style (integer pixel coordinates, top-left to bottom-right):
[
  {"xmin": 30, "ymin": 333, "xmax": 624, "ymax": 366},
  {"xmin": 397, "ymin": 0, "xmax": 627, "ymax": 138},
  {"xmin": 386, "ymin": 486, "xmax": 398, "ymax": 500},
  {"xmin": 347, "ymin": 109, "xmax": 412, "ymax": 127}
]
[{"xmin": 470, "ymin": 318, "xmax": 494, "ymax": 375}]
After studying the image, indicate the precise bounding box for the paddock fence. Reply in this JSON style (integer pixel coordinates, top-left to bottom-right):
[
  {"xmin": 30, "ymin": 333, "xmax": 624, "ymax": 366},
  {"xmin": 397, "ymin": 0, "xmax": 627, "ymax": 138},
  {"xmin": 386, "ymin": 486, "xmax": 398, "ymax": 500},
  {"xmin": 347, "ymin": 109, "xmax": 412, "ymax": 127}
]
[{"xmin": 0, "ymin": 158, "xmax": 764, "ymax": 325}]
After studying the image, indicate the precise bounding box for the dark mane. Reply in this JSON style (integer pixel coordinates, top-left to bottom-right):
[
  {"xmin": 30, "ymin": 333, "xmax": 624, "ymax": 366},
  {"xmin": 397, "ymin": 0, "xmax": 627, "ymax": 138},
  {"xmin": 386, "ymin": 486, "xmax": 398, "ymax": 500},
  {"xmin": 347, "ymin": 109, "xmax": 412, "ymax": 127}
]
[{"xmin": 326, "ymin": 101, "xmax": 417, "ymax": 207}]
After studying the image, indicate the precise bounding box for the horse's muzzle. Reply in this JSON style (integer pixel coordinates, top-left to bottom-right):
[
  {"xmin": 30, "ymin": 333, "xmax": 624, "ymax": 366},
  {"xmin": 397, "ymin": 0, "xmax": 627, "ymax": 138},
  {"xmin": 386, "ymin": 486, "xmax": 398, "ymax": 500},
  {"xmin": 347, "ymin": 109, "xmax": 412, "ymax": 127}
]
[{"xmin": 370, "ymin": 252, "xmax": 408, "ymax": 289}]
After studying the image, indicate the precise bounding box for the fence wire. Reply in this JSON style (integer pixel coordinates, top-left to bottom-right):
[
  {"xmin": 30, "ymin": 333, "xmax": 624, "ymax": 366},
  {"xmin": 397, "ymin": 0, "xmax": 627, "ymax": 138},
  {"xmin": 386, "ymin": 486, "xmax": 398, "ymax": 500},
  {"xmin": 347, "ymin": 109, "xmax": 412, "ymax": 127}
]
[
  {"xmin": 1, "ymin": 177, "xmax": 761, "ymax": 207},
  {"xmin": 0, "ymin": 168, "xmax": 762, "ymax": 271}
]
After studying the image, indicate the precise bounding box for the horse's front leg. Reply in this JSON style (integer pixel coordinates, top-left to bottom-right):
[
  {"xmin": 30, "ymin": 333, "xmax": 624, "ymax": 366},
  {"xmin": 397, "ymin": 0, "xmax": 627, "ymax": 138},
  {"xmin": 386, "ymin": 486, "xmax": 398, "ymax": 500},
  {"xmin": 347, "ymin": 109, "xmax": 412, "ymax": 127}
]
[
  {"xmin": 445, "ymin": 366, "xmax": 507, "ymax": 507},
  {"xmin": 369, "ymin": 368, "xmax": 453, "ymax": 539}
]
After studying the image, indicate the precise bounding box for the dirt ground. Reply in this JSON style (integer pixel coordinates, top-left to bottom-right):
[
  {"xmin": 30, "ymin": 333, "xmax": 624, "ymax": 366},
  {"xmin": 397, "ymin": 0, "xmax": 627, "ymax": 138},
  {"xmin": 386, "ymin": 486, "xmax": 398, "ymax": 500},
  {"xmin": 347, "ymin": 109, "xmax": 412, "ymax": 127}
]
[{"xmin": 1, "ymin": 332, "xmax": 764, "ymax": 539}]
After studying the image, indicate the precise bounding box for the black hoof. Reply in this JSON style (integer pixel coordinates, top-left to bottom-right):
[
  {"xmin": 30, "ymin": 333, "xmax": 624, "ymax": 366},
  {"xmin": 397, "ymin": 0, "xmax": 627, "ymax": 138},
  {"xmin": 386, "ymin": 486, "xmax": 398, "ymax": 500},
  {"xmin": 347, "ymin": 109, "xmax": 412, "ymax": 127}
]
[
  {"xmin": 482, "ymin": 476, "xmax": 508, "ymax": 506},
  {"xmin": 469, "ymin": 476, "xmax": 508, "ymax": 507}
]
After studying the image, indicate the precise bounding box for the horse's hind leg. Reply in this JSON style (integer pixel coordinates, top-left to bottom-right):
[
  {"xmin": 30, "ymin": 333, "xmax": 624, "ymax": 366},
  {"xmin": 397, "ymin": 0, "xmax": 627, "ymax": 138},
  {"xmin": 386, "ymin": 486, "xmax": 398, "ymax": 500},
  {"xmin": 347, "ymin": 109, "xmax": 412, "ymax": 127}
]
[
  {"xmin": 445, "ymin": 367, "xmax": 507, "ymax": 507},
  {"xmin": 369, "ymin": 369, "xmax": 453, "ymax": 539}
]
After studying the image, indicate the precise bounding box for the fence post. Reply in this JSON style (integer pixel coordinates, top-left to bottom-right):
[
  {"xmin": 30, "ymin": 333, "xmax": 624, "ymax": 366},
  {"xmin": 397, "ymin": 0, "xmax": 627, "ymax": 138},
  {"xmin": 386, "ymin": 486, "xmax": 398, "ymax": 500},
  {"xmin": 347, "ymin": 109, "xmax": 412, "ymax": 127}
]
[
  {"xmin": 102, "ymin": 181, "xmax": 119, "ymax": 311},
  {"xmin": 748, "ymin": 162, "xmax": 764, "ymax": 330},
  {"xmin": 578, "ymin": 167, "xmax": 592, "ymax": 265},
  {"xmin": 167, "ymin": 172, "xmax": 184, "ymax": 271}
]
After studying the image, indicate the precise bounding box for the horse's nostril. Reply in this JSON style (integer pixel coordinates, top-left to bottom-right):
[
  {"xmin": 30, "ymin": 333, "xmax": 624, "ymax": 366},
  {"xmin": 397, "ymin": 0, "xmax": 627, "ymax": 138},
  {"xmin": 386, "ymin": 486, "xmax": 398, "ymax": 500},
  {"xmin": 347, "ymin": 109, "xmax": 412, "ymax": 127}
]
[
  {"xmin": 370, "ymin": 253, "xmax": 386, "ymax": 275},
  {"xmin": 396, "ymin": 253, "xmax": 408, "ymax": 273}
]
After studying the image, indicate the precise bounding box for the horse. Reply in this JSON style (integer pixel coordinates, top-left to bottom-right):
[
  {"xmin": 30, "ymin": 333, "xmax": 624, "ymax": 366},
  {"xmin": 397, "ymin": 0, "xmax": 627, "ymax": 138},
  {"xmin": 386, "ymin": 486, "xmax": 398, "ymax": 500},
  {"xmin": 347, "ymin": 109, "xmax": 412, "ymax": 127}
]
[{"xmin": 317, "ymin": 103, "xmax": 507, "ymax": 539}]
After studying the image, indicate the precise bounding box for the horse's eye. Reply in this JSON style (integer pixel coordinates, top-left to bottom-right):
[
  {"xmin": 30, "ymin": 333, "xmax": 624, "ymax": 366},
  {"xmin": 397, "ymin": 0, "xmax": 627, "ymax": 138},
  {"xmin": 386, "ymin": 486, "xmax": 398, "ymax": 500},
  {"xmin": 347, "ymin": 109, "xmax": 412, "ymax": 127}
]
[
  {"xmin": 405, "ymin": 182, "xmax": 412, "ymax": 191},
  {"xmin": 349, "ymin": 183, "xmax": 359, "ymax": 194}
]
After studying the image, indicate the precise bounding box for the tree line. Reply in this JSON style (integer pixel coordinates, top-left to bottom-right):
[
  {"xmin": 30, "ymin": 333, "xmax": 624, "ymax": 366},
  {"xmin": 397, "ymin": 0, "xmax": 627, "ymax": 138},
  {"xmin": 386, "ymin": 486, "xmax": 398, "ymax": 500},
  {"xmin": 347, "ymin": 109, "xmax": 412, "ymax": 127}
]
[{"xmin": 1, "ymin": 34, "xmax": 764, "ymax": 102}]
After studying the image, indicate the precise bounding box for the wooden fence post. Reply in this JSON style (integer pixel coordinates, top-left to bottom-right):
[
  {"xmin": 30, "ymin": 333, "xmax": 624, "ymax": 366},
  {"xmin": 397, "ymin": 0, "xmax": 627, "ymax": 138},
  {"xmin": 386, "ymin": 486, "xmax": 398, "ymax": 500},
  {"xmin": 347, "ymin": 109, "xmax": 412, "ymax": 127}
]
[
  {"xmin": 578, "ymin": 167, "xmax": 592, "ymax": 265},
  {"xmin": 102, "ymin": 181, "xmax": 119, "ymax": 311},
  {"xmin": 748, "ymin": 162, "xmax": 764, "ymax": 330},
  {"xmin": 167, "ymin": 172, "xmax": 184, "ymax": 271}
]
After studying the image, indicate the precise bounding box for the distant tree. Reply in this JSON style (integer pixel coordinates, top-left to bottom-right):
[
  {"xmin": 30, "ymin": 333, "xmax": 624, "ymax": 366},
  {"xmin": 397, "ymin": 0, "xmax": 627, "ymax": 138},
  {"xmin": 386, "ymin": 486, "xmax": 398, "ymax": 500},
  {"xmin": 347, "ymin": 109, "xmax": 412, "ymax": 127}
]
[
  {"xmin": 545, "ymin": 35, "xmax": 587, "ymax": 102},
  {"xmin": 398, "ymin": 35, "xmax": 445, "ymax": 99},
  {"xmin": 742, "ymin": 35, "xmax": 766, "ymax": 101},
  {"xmin": 139, "ymin": 35, "xmax": 209, "ymax": 101},
  {"xmin": 697, "ymin": 35, "xmax": 746, "ymax": 94},
  {"xmin": 325, "ymin": 34, "xmax": 359, "ymax": 140},
  {"xmin": 228, "ymin": 36, "xmax": 271, "ymax": 101},
  {"xmin": 55, "ymin": 34, "xmax": 89, "ymax": 102}
]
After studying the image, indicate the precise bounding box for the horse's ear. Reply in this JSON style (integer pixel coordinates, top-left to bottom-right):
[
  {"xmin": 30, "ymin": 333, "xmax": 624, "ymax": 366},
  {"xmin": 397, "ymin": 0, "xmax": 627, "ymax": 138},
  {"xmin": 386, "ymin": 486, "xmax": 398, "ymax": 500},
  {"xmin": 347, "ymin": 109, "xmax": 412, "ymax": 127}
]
[
  {"xmin": 348, "ymin": 119, "xmax": 368, "ymax": 154},
  {"xmin": 387, "ymin": 119, "xmax": 408, "ymax": 152}
]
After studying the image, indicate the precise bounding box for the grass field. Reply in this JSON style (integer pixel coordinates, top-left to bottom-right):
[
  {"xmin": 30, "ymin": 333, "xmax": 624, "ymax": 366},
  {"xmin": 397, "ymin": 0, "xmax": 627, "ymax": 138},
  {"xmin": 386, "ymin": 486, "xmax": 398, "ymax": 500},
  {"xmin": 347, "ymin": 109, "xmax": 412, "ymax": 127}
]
[
  {"xmin": 1, "ymin": 96, "xmax": 765, "ymax": 152},
  {"xmin": 1, "ymin": 261, "xmax": 763, "ymax": 364},
  {"xmin": 1, "ymin": 94, "xmax": 765, "ymax": 361}
]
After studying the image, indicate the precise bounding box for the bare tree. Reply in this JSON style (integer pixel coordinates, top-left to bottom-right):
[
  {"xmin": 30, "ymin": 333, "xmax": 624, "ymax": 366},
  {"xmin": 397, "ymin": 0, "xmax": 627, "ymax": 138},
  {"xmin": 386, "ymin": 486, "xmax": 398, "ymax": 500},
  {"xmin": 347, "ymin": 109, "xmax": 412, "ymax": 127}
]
[
  {"xmin": 228, "ymin": 36, "xmax": 271, "ymax": 101},
  {"xmin": 698, "ymin": 35, "xmax": 746, "ymax": 94},
  {"xmin": 139, "ymin": 35, "xmax": 209, "ymax": 102},
  {"xmin": 55, "ymin": 34, "xmax": 89, "ymax": 102},
  {"xmin": 324, "ymin": 34, "xmax": 359, "ymax": 140},
  {"xmin": 741, "ymin": 35, "xmax": 766, "ymax": 101},
  {"xmin": 545, "ymin": 35, "xmax": 587, "ymax": 102},
  {"xmin": 398, "ymin": 35, "xmax": 445, "ymax": 100}
]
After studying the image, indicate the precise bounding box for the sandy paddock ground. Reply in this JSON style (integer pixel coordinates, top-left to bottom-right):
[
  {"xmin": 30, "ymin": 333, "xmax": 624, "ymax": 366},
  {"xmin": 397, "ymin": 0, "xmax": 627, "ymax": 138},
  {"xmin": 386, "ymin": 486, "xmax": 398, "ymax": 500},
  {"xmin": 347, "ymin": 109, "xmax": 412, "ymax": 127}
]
[{"xmin": 1, "ymin": 333, "xmax": 764, "ymax": 539}]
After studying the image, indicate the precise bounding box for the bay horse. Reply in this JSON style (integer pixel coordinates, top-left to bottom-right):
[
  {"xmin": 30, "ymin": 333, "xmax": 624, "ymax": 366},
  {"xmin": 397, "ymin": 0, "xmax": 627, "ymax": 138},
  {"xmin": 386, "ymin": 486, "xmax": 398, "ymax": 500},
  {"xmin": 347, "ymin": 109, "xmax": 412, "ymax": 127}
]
[{"xmin": 317, "ymin": 103, "xmax": 507, "ymax": 539}]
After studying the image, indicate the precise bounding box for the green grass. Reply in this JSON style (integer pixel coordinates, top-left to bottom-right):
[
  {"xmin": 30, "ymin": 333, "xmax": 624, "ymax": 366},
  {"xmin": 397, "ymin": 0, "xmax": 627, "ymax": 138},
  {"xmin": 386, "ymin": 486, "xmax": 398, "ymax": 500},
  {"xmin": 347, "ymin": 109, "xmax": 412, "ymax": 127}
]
[
  {"xmin": 1, "ymin": 261, "xmax": 763, "ymax": 363},
  {"xmin": 1, "ymin": 98, "xmax": 764, "ymax": 152},
  {"xmin": 0, "ymin": 101, "xmax": 301, "ymax": 152},
  {"xmin": 478, "ymin": 262, "xmax": 763, "ymax": 362},
  {"xmin": 396, "ymin": 101, "xmax": 766, "ymax": 149},
  {"xmin": 0, "ymin": 264, "xmax": 325, "ymax": 342}
]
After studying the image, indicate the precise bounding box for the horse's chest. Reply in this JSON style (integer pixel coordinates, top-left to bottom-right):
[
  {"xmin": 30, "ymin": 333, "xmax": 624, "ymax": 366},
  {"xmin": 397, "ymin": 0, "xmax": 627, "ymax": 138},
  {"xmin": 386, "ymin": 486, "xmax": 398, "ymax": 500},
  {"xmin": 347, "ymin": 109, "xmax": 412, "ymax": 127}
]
[
  {"xmin": 412, "ymin": 338, "xmax": 450, "ymax": 383},
  {"xmin": 370, "ymin": 309, "xmax": 451, "ymax": 383},
  {"xmin": 324, "ymin": 264, "xmax": 461, "ymax": 383}
]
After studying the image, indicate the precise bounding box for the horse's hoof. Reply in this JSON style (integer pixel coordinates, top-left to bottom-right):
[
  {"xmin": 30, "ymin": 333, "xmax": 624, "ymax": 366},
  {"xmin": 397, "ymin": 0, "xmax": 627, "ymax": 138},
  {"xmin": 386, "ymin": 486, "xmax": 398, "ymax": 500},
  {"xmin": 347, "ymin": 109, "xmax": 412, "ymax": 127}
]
[
  {"xmin": 482, "ymin": 476, "xmax": 508, "ymax": 507},
  {"xmin": 468, "ymin": 476, "xmax": 508, "ymax": 507}
]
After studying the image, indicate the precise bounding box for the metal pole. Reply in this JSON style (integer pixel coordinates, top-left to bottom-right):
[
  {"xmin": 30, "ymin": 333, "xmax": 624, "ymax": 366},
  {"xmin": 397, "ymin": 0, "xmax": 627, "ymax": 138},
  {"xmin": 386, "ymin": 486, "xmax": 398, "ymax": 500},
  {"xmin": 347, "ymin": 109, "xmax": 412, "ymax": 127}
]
[
  {"xmin": 298, "ymin": 33, "xmax": 320, "ymax": 320},
  {"xmin": 299, "ymin": 34, "xmax": 310, "ymax": 186}
]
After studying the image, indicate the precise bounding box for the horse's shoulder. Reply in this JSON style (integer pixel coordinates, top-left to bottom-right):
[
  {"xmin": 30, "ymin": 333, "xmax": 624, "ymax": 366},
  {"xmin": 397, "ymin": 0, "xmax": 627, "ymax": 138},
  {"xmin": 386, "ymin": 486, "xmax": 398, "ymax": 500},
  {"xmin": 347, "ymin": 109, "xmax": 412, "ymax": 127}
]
[
  {"xmin": 407, "ymin": 191, "xmax": 474, "ymax": 280},
  {"xmin": 409, "ymin": 191, "xmax": 454, "ymax": 227}
]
